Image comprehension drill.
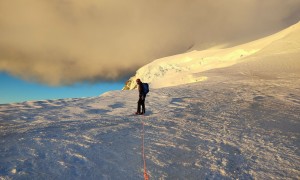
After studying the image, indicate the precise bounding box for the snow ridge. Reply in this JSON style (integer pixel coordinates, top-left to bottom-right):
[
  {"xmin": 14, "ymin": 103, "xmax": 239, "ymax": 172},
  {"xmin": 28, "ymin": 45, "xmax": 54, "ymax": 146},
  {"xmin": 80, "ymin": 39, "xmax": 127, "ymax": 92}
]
[{"xmin": 123, "ymin": 21, "xmax": 300, "ymax": 89}]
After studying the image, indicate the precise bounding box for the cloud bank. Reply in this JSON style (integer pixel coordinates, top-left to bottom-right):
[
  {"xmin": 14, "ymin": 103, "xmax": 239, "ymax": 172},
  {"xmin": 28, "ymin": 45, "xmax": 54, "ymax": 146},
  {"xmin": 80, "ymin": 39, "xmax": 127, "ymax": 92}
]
[{"xmin": 1, "ymin": 0, "xmax": 300, "ymax": 85}]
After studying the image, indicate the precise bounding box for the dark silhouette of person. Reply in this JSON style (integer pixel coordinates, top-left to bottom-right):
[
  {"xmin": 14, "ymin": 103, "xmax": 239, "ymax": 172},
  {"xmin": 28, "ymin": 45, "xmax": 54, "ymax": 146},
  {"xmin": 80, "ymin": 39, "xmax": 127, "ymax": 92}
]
[{"xmin": 136, "ymin": 79, "xmax": 146, "ymax": 115}]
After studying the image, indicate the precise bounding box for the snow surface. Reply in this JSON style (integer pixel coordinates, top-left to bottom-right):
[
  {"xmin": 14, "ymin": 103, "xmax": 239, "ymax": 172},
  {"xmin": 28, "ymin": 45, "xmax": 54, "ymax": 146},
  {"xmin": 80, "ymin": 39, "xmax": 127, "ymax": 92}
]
[
  {"xmin": 1, "ymin": 73, "xmax": 300, "ymax": 179},
  {"xmin": 1, "ymin": 22, "xmax": 300, "ymax": 180},
  {"xmin": 124, "ymin": 21, "xmax": 300, "ymax": 89}
]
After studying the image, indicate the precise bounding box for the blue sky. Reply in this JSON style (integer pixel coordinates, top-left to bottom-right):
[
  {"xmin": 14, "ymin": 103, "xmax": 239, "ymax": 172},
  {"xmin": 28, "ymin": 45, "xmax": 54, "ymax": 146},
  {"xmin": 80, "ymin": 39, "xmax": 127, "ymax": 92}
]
[{"xmin": 0, "ymin": 72, "xmax": 124, "ymax": 104}]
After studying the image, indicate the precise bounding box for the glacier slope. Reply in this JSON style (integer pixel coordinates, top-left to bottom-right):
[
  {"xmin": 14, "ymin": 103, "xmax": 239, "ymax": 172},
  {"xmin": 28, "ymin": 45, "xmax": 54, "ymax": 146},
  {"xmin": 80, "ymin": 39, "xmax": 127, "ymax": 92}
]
[{"xmin": 123, "ymin": 21, "xmax": 300, "ymax": 89}]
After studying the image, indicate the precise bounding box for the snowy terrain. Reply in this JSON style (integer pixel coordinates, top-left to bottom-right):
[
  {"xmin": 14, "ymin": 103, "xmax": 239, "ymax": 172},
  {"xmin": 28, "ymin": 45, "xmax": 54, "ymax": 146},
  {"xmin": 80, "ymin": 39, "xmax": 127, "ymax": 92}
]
[
  {"xmin": 1, "ymin": 23, "xmax": 300, "ymax": 179},
  {"xmin": 123, "ymin": 21, "xmax": 300, "ymax": 89},
  {"xmin": 0, "ymin": 74, "xmax": 299, "ymax": 179}
]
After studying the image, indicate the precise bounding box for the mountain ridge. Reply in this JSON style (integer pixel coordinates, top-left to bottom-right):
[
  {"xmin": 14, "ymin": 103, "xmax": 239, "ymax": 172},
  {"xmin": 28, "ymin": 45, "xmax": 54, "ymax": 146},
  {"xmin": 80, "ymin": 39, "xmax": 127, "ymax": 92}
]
[{"xmin": 123, "ymin": 21, "xmax": 300, "ymax": 90}]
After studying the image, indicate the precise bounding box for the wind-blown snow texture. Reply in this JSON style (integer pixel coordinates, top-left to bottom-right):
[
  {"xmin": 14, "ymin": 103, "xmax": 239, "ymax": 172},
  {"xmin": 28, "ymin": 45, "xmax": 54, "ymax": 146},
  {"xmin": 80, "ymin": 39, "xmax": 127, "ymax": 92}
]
[{"xmin": 1, "ymin": 73, "xmax": 300, "ymax": 179}]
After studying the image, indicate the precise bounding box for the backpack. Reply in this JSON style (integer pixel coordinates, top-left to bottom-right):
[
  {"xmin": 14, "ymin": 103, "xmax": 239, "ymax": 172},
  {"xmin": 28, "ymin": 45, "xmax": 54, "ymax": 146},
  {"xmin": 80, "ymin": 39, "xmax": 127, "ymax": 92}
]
[{"xmin": 142, "ymin": 83, "xmax": 149, "ymax": 95}]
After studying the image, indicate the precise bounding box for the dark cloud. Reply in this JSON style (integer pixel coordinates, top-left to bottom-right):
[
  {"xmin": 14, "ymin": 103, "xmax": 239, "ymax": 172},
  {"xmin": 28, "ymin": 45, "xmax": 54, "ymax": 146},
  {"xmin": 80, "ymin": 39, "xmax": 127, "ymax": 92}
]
[{"xmin": 0, "ymin": 0, "xmax": 299, "ymax": 85}]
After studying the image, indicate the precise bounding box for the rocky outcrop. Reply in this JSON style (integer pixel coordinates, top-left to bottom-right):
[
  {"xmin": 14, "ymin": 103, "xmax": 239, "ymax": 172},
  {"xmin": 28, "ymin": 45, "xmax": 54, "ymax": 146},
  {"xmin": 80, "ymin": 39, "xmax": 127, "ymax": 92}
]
[{"xmin": 122, "ymin": 77, "xmax": 137, "ymax": 90}]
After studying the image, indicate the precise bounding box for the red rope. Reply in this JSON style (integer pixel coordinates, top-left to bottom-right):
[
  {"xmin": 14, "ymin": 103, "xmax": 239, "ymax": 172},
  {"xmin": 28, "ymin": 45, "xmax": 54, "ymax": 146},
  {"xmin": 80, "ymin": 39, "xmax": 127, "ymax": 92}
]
[{"xmin": 142, "ymin": 121, "xmax": 149, "ymax": 180}]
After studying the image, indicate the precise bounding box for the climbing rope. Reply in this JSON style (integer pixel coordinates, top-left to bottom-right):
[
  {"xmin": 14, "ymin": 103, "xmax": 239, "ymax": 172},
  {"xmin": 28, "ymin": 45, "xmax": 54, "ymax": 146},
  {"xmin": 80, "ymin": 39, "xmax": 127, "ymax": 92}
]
[{"xmin": 141, "ymin": 120, "xmax": 149, "ymax": 180}]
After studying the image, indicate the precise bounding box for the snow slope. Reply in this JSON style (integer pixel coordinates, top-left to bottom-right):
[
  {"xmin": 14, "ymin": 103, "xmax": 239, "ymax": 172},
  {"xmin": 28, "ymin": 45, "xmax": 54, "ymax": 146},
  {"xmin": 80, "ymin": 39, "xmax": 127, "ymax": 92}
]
[
  {"xmin": 123, "ymin": 21, "xmax": 300, "ymax": 90},
  {"xmin": 0, "ymin": 74, "xmax": 299, "ymax": 179}
]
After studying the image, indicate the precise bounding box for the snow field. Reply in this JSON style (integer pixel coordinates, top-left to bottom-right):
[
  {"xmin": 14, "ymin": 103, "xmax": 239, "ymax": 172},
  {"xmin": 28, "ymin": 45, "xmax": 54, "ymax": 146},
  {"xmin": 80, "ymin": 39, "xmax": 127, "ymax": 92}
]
[{"xmin": 1, "ymin": 73, "xmax": 299, "ymax": 179}]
